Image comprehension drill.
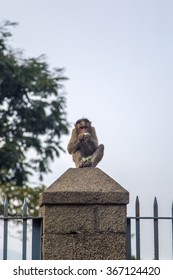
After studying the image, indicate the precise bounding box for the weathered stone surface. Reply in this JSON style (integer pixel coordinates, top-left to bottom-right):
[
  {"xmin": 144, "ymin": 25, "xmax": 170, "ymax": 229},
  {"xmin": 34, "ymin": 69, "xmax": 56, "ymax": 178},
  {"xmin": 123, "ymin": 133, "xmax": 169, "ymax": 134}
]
[
  {"xmin": 40, "ymin": 168, "xmax": 129, "ymax": 205},
  {"xmin": 42, "ymin": 234, "xmax": 74, "ymax": 260},
  {"xmin": 40, "ymin": 168, "xmax": 129, "ymax": 260},
  {"xmin": 41, "ymin": 205, "xmax": 96, "ymax": 234},
  {"xmin": 74, "ymin": 233, "xmax": 127, "ymax": 260},
  {"xmin": 41, "ymin": 204, "xmax": 126, "ymax": 235},
  {"xmin": 97, "ymin": 205, "xmax": 126, "ymax": 233},
  {"xmin": 42, "ymin": 233, "xmax": 127, "ymax": 260}
]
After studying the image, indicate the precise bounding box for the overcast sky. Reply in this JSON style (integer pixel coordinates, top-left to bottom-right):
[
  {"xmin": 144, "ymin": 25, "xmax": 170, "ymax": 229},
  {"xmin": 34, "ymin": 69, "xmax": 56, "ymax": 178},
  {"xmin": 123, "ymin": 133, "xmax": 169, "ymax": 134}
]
[{"xmin": 1, "ymin": 0, "xmax": 173, "ymax": 259}]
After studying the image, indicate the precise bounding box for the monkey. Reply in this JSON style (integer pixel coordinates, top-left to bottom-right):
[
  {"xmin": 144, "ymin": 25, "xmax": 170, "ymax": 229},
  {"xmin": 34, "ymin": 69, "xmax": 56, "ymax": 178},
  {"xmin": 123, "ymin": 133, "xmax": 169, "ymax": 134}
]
[{"xmin": 67, "ymin": 118, "xmax": 104, "ymax": 168}]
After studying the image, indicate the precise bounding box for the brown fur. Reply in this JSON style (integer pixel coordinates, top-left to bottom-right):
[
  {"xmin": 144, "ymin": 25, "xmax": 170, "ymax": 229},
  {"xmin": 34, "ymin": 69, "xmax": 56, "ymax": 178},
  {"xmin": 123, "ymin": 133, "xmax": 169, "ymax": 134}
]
[{"xmin": 67, "ymin": 119, "xmax": 104, "ymax": 168}]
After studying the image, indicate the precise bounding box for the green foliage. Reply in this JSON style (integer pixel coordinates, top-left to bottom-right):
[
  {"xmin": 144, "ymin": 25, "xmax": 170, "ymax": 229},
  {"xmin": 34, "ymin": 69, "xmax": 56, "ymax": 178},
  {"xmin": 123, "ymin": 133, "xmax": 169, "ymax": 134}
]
[
  {"xmin": 0, "ymin": 20, "xmax": 69, "ymax": 188},
  {"xmin": 0, "ymin": 184, "xmax": 46, "ymax": 216}
]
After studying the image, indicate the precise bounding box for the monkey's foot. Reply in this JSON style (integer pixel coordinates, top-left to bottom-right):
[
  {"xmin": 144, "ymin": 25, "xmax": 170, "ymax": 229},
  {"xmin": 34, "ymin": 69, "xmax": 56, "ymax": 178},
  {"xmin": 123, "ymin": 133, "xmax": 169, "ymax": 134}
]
[{"xmin": 79, "ymin": 156, "xmax": 92, "ymax": 168}]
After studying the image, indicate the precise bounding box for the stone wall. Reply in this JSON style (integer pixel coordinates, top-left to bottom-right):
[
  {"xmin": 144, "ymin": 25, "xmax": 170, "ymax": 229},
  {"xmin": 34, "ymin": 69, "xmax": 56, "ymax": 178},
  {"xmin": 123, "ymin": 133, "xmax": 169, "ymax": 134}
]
[{"xmin": 39, "ymin": 168, "xmax": 129, "ymax": 260}]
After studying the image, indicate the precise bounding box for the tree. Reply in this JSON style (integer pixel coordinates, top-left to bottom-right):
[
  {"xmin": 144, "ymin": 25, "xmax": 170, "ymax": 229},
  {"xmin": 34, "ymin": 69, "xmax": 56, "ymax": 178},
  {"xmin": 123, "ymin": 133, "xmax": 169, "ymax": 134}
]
[
  {"xmin": 0, "ymin": 184, "xmax": 45, "ymax": 216},
  {"xmin": 0, "ymin": 20, "xmax": 69, "ymax": 188}
]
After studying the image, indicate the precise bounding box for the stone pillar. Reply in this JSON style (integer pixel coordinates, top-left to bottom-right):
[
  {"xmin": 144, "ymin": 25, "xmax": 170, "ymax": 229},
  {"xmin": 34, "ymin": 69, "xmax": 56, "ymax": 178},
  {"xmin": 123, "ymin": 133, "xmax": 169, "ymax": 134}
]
[{"xmin": 39, "ymin": 168, "xmax": 129, "ymax": 260}]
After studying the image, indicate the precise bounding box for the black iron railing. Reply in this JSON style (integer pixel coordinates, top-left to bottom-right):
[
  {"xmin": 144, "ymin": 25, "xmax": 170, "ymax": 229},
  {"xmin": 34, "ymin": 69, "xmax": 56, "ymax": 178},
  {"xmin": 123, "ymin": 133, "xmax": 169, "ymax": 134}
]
[
  {"xmin": 1, "ymin": 196, "xmax": 173, "ymax": 260},
  {"xmin": 0, "ymin": 197, "xmax": 42, "ymax": 260},
  {"xmin": 127, "ymin": 196, "xmax": 173, "ymax": 260}
]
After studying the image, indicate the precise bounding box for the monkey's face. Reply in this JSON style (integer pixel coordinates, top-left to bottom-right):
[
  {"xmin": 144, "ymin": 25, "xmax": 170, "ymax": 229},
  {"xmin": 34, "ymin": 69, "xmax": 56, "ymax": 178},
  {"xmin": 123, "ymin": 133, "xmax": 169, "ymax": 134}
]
[{"xmin": 75, "ymin": 120, "xmax": 91, "ymax": 135}]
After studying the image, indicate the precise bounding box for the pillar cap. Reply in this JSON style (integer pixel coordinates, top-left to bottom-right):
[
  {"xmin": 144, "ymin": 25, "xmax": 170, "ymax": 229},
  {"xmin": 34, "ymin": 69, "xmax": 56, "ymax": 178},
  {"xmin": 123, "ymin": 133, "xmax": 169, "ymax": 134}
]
[{"xmin": 40, "ymin": 168, "xmax": 129, "ymax": 206}]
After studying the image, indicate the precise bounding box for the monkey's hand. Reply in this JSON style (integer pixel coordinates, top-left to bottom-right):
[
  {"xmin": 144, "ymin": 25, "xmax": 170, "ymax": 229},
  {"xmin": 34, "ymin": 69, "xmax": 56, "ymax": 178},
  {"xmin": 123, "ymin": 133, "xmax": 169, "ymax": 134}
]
[
  {"xmin": 83, "ymin": 132, "xmax": 91, "ymax": 142},
  {"xmin": 78, "ymin": 132, "xmax": 90, "ymax": 142},
  {"xmin": 78, "ymin": 133, "xmax": 85, "ymax": 141}
]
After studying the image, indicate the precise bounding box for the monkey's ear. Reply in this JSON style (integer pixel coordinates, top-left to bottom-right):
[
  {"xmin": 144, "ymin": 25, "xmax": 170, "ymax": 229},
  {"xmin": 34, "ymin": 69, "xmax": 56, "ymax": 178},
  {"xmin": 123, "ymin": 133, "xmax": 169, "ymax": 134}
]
[{"xmin": 74, "ymin": 123, "xmax": 79, "ymax": 129}]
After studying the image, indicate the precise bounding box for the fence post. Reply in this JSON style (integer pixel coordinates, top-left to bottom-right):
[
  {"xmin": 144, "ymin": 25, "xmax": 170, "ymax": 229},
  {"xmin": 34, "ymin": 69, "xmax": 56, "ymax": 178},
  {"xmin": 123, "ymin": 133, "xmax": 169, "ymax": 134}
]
[
  {"xmin": 39, "ymin": 168, "xmax": 129, "ymax": 260},
  {"xmin": 32, "ymin": 218, "xmax": 42, "ymax": 260},
  {"xmin": 3, "ymin": 197, "xmax": 8, "ymax": 260},
  {"xmin": 22, "ymin": 198, "xmax": 28, "ymax": 260},
  {"xmin": 135, "ymin": 196, "xmax": 141, "ymax": 260},
  {"xmin": 172, "ymin": 202, "xmax": 173, "ymax": 259},
  {"xmin": 153, "ymin": 197, "xmax": 159, "ymax": 260},
  {"xmin": 126, "ymin": 218, "xmax": 131, "ymax": 259}
]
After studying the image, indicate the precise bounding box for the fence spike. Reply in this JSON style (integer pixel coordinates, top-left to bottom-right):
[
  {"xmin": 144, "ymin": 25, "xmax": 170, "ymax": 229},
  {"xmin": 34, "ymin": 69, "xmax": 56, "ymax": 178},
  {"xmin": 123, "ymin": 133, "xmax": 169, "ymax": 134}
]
[
  {"xmin": 154, "ymin": 197, "xmax": 158, "ymax": 217},
  {"xmin": 135, "ymin": 196, "xmax": 140, "ymax": 217},
  {"xmin": 23, "ymin": 198, "xmax": 28, "ymax": 216},
  {"xmin": 4, "ymin": 197, "xmax": 8, "ymax": 217},
  {"xmin": 153, "ymin": 196, "xmax": 159, "ymax": 259}
]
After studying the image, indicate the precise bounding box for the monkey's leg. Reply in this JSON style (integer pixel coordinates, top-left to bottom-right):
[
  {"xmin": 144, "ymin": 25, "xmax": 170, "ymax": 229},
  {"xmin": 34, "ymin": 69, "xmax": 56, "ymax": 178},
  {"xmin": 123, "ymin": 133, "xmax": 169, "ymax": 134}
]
[
  {"xmin": 90, "ymin": 144, "xmax": 104, "ymax": 167},
  {"xmin": 73, "ymin": 151, "xmax": 83, "ymax": 168}
]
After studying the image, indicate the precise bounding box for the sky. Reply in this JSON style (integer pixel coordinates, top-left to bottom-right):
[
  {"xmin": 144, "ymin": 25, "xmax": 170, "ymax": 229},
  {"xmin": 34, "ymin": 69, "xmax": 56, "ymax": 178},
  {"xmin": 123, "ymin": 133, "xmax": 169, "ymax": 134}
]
[{"xmin": 1, "ymin": 0, "xmax": 173, "ymax": 259}]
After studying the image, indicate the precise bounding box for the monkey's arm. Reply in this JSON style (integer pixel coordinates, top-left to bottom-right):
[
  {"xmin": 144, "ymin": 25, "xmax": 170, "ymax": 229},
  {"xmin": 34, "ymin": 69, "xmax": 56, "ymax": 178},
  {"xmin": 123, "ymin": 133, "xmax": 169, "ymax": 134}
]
[
  {"xmin": 67, "ymin": 129, "xmax": 80, "ymax": 154},
  {"xmin": 87, "ymin": 127, "xmax": 99, "ymax": 149}
]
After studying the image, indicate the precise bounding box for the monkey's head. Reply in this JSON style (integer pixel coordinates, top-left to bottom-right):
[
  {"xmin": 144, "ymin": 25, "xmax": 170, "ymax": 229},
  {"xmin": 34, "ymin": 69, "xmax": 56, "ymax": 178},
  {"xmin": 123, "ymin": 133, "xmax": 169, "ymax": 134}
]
[{"xmin": 75, "ymin": 118, "xmax": 92, "ymax": 135}]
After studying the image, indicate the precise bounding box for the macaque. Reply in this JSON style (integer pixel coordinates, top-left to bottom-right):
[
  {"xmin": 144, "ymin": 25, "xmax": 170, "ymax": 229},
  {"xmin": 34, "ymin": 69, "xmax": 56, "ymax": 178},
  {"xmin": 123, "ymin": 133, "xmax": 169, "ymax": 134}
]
[{"xmin": 67, "ymin": 118, "xmax": 104, "ymax": 168}]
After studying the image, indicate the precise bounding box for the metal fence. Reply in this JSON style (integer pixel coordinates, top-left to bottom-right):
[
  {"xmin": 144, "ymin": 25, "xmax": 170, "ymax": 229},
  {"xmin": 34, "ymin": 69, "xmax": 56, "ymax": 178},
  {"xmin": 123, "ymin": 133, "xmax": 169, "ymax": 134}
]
[
  {"xmin": 127, "ymin": 196, "xmax": 173, "ymax": 260},
  {"xmin": 0, "ymin": 197, "xmax": 42, "ymax": 260},
  {"xmin": 1, "ymin": 196, "xmax": 173, "ymax": 260}
]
